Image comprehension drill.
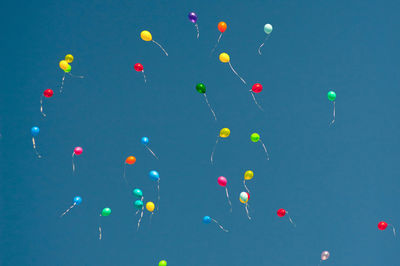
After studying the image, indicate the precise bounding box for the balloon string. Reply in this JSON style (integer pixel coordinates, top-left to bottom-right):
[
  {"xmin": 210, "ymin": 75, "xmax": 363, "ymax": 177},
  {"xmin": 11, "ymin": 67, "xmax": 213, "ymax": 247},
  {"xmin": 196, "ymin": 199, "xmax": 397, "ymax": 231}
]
[
  {"xmin": 60, "ymin": 203, "xmax": 76, "ymax": 217},
  {"xmin": 137, "ymin": 206, "xmax": 144, "ymax": 231},
  {"xmin": 40, "ymin": 96, "xmax": 46, "ymax": 117},
  {"xmin": 259, "ymin": 139, "xmax": 270, "ymax": 160},
  {"xmin": 194, "ymin": 23, "xmax": 200, "ymax": 39},
  {"xmin": 67, "ymin": 72, "xmax": 84, "ymax": 79},
  {"xmin": 203, "ymin": 94, "xmax": 217, "ymax": 121},
  {"xmin": 142, "ymin": 70, "xmax": 147, "ymax": 83},
  {"xmin": 122, "ymin": 163, "xmax": 130, "ymax": 186},
  {"xmin": 250, "ymin": 92, "xmax": 264, "ymax": 111},
  {"xmin": 228, "ymin": 61, "xmax": 247, "ymax": 85},
  {"xmin": 149, "ymin": 212, "xmax": 154, "ymax": 224},
  {"xmin": 287, "ymin": 212, "xmax": 296, "ymax": 227},
  {"xmin": 211, "ymin": 218, "xmax": 229, "ymax": 232},
  {"xmin": 225, "ymin": 187, "xmax": 232, "ymax": 212},
  {"xmin": 145, "ymin": 145, "xmax": 159, "ymax": 159},
  {"xmin": 243, "ymin": 179, "xmax": 250, "ymax": 193},
  {"xmin": 210, "ymin": 33, "xmax": 223, "ymax": 55},
  {"xmin": 156, "ymin": 179, "xmax": 160, "ymax": 212},
  {"xmin": 60, "ymin": 73, "xmax": 66, "ymax": 93},
  {"xmin": 389, "ymin": 224, "xmax": 396, "ymax": 237},
  {"xmin": 99, "ymin": 214, "xmax": 102, "ymax": 240},
  {"xmin": 258, "ymin": 35, "xmax": 270, "ymax": 55},
  {"xmin": 72, "ymin": 153, "xmax": 76, "ymax": 173},
  {"xmin": 330, "ymin": 101, "xmax": 336, "ymax": 126},
  {"xmin": 210, "ymin": 137, "xmax": 219, "ymax": 164},
  {"xmin": 32, "ymin": 137, "xmax": 42, "ymax": 158},
  {"xmin": 245, "ymin": 203, "xmax": 252, "ymax": 220},
  {"xmin": 152, "ymin": 40, "xmax": 168, "ymax": 56}
]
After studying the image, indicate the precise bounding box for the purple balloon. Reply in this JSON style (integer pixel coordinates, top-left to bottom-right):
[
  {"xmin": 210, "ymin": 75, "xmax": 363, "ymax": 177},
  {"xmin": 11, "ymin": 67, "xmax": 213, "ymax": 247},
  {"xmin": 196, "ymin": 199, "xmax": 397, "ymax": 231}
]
[{"xmin": 188, "ymin": 12, "xmax": 198, "ymax": 23}]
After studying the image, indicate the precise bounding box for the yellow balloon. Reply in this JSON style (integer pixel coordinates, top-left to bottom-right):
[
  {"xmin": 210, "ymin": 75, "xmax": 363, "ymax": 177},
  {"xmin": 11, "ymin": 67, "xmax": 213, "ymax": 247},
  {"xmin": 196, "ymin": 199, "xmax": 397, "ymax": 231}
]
[
  {"xmin": 65, "ymin": 54, "xmax": 74, "ymax": 63},
  {"xmin": 219, "ymin": 52, "xmax": 230, "ymax": 63},
  {"xmin": 141, "ymin": 30, "xmax": 152, "ymax": 42},
  {"xmin": 146, "ymin": 201, "xmax": 155, "ymax": 212},
  {"xmin": 219, "ymin": 128, "xmax": 230, "ymax": 138},
  {"xmin": 244, "ymin": 170, "xmax": 254, "ymax": 180},
  {"xmin": 59, "ymin": 60, "xmax": 69, "ymax": 70},
  {"xmin": 239, "ymin": 198, "xmax": 248, "ymax": 204}
]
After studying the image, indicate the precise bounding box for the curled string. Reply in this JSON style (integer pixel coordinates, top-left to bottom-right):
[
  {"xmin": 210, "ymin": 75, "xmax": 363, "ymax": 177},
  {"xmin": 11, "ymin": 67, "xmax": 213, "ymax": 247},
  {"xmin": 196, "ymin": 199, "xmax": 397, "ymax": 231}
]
[
  {"xmin": 72, "ymin": 153, "xmax": 76, "ymax": 173},
  {"xmin": 330, "ymin": 101, "xmax": 336, "ymax": 126},
  {"xmin": 210, "ymin": 33, "xmax": 223, "ymax": 55},
  {"xmin": 243, "ymin": 179, "xmax": 250, "ymax": 193},
  {"xmin": 194, "ymin": 23, "xmax": 200, "ymax": 39},
  {"xmin": 142, "ymin": 70, "xmax": 147, "ymax": 83},
  {"xmin": 145, "ymin": 145, "xmax": 159, "ymax": 159},
  {"xmin": 245, "ymin": 203, "xmax": 251, "ymax": 220},
  {"xmin": 67, "ymin": 72, "xmax": 84, "ymax": 79},
  {"xmin": 32, "ymin": 137, "xmax": 42, "ymax": 158},
  {"xmin": 137, "ymin": 206, "xmax": 144, "ymax": 231},
  {"xmin": 210, "ymin": 137, "xmax": 219, "ymax": 164},
  {"xmin": 228, "ymin": 61, "xmax": 247, "ymax": 85},
  {"xmin": 156, "ymin": 179, "xmax": 160, "ymax": 212},
  {"xmin": 203, "ymin": 94, "xmax": 217, "ymax": 121},
  {"xmin": 211, "ymin": 218, "xmax": 229, "ymax": 232},
  {"xmin": 60, "ymin": 203, "xmax": 76, "ymax": 217},
  {"xmin": 152, "ymin": 40, "xmax": 168, "ymax": 56},
  {"xmin": 250, "ymin": 92, "xmax": 264, "ymax": 111},
  {"xmin": 259, "ymin": 139, "xmax": 270, "ymax": 160},
  {"xmin": 258, "ymin": 35, "xmax": 270, "ymax": 55},
  {"xmin": 60, "ymin": 73, "xmax": 66, "ymax": 93},
  {"xmin": 225, "ymin": 187, "xmax": 232, "ymax": 212},
  {"xmin": 40, "ymin": 96, "xmax": 46, "ymax": 117}
]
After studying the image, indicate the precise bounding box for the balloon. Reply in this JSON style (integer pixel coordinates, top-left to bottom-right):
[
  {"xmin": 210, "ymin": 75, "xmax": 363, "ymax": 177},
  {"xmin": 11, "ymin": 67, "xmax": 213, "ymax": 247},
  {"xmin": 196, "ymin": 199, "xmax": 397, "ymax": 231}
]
[
  {"xmin": 101, "ymin": 207, "xmax": 111, "ymax": 216},
  {"xmin": 149, "ymin": 170, "xmax": 159, "ymax": 181},
  {"xmin": 203, "ymin": 216, "xmax": 211, "ymax": 224},
  {"xmin": 321, "ymin": 251, "xmax": 330, "ymax": 261},
  {"xmin": 327, "ymin": 91, "xmax": 336, "ymax": 101},
  {"xmin": 43, "ymin": 89, "xmax": 54, "ymax": 98},
  {"xmin": 219, "ymin": 128, "xmax": 230, "ymax": 138},
  {"xmin": 196, "ymin": 83, "xmax": 206, "ymax": 94},
  {"xmin": 159, "ymin": 260, "xmax": 167, "ymax": 266},
  {"xmin": 65, "ymin": 54, "xmax": 74, "ymax": 63},
  {"xmin": 277, "ymin": 208, "xmax": 286, "ymax": 217},
  {"xmin": 59, "ymin": 60, "xmax": 69, "ymax": 70},
  {"xmin": 140, "ymin": 30, "xmax": 152, "ymax": 41},
  {"xmin": 218, "ymin": 22, "xmax": 227, "ymax": 33},
  {"xmin": 252, "ymin": 83, "xmax": 263, "ymax": 93},
  {"xmin": 74, "ymin": 146, "xmax": 83, "ymax": 155},
  {"xmin": 264, "ymin": 24, "xmax": 273, "ymax": 34},
  {"xmin": 64, "ymin": 65, "xmax": 71, "ymax": 73},
  {"xmin": 125, "ymin": 156, "xmax": 136, "ymax": 165},
  {"xmin": 133, "ymin": 188, "xmax": 143, "ymax": 198},
  {"xmin": 141, "ymin": 137, "xmax": 149, "ymax": 145},
  {"xmin": 188, "ymin": 12, "xmax": 198, "ymax": 23},
  {"xmin": 250, "ymin": 133, "xmax": 260, "ymax": 142},
  {"xmin": 239, "ymin": 192, "xmax": 249, "ymax": 203},
  {"xmin": 378, "ymin": 221, "xmax": 388, "ymax": 230},
  {"xmin": 219, "ymin": 52, "xmax": 230, "ymax": 63},
  {"xmin": 134, "ymin": 63, "xmax": 144, "ymax": 72},
  {"xmin": 217, "ymin": 176, "xmax": 227, "ymax": 187},
  {"xmin": 134, "ymin": 200, "xmax": 144, "ymax": 210},
  {"xmin": 73, "ymin": 196, "xmax": 82, "ymax": 205},
  {"xmin": 146, "ymin": 201, "xmax": 155, "ymax": 212},
  {"xmin": 31, "ymin": 126, "xmax": 40, "ymax": 137},
  {"xmin": 244, "ymin": 170, "xmax": 254, "ymax": 180}
]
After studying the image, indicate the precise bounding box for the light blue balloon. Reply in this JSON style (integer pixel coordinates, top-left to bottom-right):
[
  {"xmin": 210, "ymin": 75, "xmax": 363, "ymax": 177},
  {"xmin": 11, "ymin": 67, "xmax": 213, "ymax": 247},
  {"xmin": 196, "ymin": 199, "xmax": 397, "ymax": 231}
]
[
  {"xmin": 203, "ymin": 216, "xmax": 211, "ymax": 224},
  {"xmin": 264, "ymin": 24, "xmax": 273, "ymax": 34},
  {"xmin": 149, "ymin": 170, "xmax": 159, "ymax": 181},
  {"xmin": 141, "ymin": 137, "xmax": 149, "ymax": 145},
  {"xmin": 31, "ymin": 126, "xmax": 40, "ymax": 137},
  {"xmin": 73, "ymin": 196, "xmax": 82, "ymax": 205}
]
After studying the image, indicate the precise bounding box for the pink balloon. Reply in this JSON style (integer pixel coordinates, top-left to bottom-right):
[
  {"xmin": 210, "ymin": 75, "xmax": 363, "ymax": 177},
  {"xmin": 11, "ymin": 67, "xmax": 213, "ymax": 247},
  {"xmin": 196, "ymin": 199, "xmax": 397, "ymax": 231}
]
[
  {"xmin": 217, "ymin": 176, "xmax": 227, "ymax": 187},
  {"xmin": 74, "ymin": 147, "xmax": 83, "ymax": 155},
  {"xmin": 321, "ymin": 251, "xmax": 330, "ymax": 261}
]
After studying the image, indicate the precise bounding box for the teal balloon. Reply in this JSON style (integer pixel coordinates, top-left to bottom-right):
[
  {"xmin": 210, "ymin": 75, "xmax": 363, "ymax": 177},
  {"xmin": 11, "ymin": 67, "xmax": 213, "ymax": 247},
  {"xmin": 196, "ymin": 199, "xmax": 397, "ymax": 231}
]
[
  {"xmin": 264, "ymin": 24, "xmax": 273, "ymax": 34},
  {"xmin": 133, "ymin": 188, "xmax": 143, "ymax": 198},
  {"xmin": 134, "ymin": 200, "xmax": 144, "ymax": 210},
  {"xmin": 327, "ymin": 91, "xmax": 336, "ymax": 101},
  {"xmin": 101, "ymin": 207, "xmax": 111, "ymax": 216}
]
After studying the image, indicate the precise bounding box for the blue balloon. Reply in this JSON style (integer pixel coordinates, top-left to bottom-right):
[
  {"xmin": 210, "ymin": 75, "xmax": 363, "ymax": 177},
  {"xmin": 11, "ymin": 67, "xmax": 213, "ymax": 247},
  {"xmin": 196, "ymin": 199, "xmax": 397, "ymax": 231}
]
[
  {"xmin": 203, "ymin": 216, "xmax": 211, "ymax": 224},
  {"xmin": 31, "ymin": 126, "xmax": 40, "ymax": 137},
  {"xmin": 149, "ymin": 170, "xmax": 159, "ymax": 181},
  {"xmin": 73, "ymin": 196, "xmax": 82, "ymax": 205},
  {"xmin": 141, "ymin": 137, "xmax": 149, "ymax": 145}
]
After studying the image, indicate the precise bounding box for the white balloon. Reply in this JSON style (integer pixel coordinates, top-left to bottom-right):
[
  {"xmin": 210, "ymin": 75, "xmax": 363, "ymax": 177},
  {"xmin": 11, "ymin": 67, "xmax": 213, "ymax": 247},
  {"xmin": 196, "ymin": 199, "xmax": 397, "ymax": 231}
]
[{"xmin": 321, "ymin": 251, "xmax": 330, "ymax": 261}]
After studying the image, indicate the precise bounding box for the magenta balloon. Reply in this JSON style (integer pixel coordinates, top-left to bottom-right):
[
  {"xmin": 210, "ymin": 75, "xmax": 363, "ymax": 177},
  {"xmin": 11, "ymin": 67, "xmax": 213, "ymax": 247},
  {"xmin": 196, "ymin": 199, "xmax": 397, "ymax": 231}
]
[
  {"xmin": 321, "ymin": 251, "xmax": 330, "ymax": 261},
  {"xmin": 74, "ymin": 146, "xmax": 83, "ymax": 155},
  {"xmin": 217, "ymin": 176, "xmax": 227, "ymax": 187}
]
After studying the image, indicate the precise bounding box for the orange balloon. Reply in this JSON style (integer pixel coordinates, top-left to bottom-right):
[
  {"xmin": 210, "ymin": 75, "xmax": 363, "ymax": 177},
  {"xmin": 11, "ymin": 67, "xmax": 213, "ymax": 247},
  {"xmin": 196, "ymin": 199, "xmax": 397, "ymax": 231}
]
[
  {"xmin": 125, "ymin": 156, "xmax": 136, "ymax": 165},
  {"xmin": 218, "ymin": 22, "xmax": 227, "ymax": 33}
]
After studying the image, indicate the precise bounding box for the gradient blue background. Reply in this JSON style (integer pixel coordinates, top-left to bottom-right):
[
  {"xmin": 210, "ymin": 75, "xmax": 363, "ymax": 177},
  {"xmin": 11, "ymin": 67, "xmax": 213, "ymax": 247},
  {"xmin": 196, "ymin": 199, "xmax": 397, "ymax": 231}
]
[{"xmin": 1, "ymin": 0, "xmax": 400, "ymax": 265}]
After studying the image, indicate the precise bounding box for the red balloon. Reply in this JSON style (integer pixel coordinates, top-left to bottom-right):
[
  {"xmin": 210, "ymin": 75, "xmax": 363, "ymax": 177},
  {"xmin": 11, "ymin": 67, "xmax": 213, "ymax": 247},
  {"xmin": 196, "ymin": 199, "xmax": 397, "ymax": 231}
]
[
  {"xmin": 43, "ymin": 89, "xmax": 54, "ymax": 98},
  {"xmin": 378, "ymin": 221, "xmax": 388, "ymax": 230},
  {"xmin": 277, "ymin": 208, "xmax": 286, "ymax": 217},
  {"xmin": 252, "ymin": 83, "xmax": 263, "ymax": 93},
  {"xmin": 246, "ymin": 192, "xmax": 250, "ymax": 200},
  {"xmin": 134, "ymin": 63, "xmax": 144, "ymax": 72}
]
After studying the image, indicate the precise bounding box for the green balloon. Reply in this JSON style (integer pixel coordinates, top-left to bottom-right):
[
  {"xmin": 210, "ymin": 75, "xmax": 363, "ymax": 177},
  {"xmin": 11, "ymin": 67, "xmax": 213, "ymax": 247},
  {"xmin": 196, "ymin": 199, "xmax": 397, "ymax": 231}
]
[
  {"xmin": 327, "ymin": 91, "xmax": 336, "ymax": 101},
  {"xmin": 133, "ymin": 188, "xmax": 143, "ymax": 198},
  {"xmin": 196, "ymin": 83, "xmax": 206, "ymax": 94},
  {"xmin": 250, "ymin": 133, "xmax": 260, "ymax": 142},
  {"xmin": 159, "ymin": 260, "xmax": 167, "ymax": 266},
  {"xmin": 64, "ymin": 65, "xmax": 71, "ymax": 73},
  {"xmin": 101, "ymin": 207, "xmax": 111, "ymax": 216},
  {"xmin": 134, "ymin": 200, "xmax": 144, "ymax": 210}
]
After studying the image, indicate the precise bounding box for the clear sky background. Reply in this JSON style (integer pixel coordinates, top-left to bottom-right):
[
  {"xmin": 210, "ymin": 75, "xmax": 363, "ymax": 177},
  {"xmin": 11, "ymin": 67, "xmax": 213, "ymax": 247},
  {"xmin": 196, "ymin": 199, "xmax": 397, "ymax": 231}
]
[{"xmin": 1, "ymin": 0, "xmax": 400, "ymax": 265}]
